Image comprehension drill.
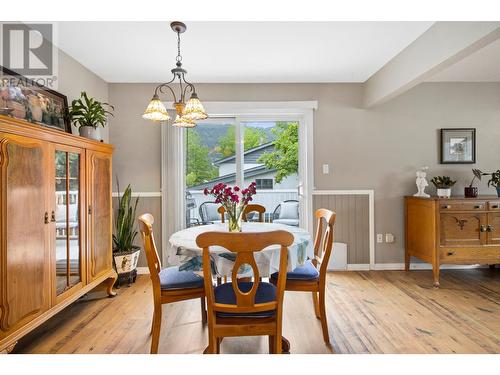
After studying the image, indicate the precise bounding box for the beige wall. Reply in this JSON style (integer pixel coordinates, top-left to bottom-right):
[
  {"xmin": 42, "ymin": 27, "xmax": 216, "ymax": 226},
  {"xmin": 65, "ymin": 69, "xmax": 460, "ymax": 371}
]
[
  {"xmin": 57, "ymin": 50, "xmax": 109, "ymax": 141},
  {"xmin": 108, "ymin": 82, "xmax": 500, "ymax": 264}
]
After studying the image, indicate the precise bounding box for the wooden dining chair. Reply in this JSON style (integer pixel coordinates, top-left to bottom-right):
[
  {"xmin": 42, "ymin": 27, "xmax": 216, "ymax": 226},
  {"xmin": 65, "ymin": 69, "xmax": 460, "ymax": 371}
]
[
  {"xmin": 196, "ymin": 230, "xmax": 294, "ymax": 354},
  {"xmin": 138, "ymin": 213, "xmax": 207, "ymax": 354},
  {"xmin": 270, "ymin": 208, "xmax": 336, "ymax": 344},
  {"xmin": 218, "ymin": 204, "xmax": 266, "ymax": 223}
]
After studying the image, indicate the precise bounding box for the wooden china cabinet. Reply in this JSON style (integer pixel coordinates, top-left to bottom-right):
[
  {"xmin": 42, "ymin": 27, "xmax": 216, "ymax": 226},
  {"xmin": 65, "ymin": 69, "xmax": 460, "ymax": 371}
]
[
  {"xmin": 405, "ymin": 196, "xmax": 500, "ymax": 287},
  {"xmin": 0, "ymin": 116, "xmax": 117, "ymax": 353}
]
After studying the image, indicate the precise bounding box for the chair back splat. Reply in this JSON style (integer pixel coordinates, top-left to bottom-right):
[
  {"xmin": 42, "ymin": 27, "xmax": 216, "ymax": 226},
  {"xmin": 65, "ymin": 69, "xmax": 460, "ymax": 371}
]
[
  {"xmin": 197, "ymin": 230, "xmax": 292, "ymax": 315},
  {"xmin": 312, "ymin": 208, "xmax": 336, "ymax": 280},
  {"xmin": 196, "ymin": 230, "xmax": 293, "ymax": 353},
  {"xmin": 138, "ymin": 214, "xmax": 162, "ymax": 296},
  {"xmin": 218, "ymin": 204, "xmax": 266, "ymax": 223}
]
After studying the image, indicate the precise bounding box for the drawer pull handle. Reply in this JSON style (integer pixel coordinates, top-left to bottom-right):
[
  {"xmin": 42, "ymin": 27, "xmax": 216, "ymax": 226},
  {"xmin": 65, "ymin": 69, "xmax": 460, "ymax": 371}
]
[
  {"xmin": 44, "ymin": 212, "xmax": 49, "ymax": 224},
  {"xmin": 474, "ymin": 205, "xmax": 483, "ymax": 209},
  {"xmin": 447, "ymin": 252, "xmax": 455, "ymax": 256},
  {"xmin": 492, "ymin": 205, "xmax": 500, "ymax": 209},
  {"xmin": 442, "ymin": 205, "xmax": 451, "ymax": 209}
]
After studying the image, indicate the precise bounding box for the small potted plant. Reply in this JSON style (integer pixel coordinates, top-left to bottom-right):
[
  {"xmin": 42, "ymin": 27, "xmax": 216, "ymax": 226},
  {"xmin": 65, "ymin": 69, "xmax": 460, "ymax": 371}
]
[
  {"xmin": 431, "ymin": 176, "xmax": 456, "ymax": 198},
  {"xmin": 488, "ymin": 170, "xmax": 500, "ymax": 197},
  {"xmin": 465, "ymin": 169, "xmax": 489, "ymax": 198},
  {"xmin": 69, "ymin": 91, "xmax": 114, "ymax": 141},
  {"xmin": 113, "ymin": 180, "xmax": 140, "ymax": 285},
  {"xmin": 204, "ymin": 182, "xmax": 257, "ymax": 232}
]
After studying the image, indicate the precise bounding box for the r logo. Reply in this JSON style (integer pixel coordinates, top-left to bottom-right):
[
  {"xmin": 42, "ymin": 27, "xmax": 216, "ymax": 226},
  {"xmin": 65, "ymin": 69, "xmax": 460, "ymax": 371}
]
[{"xmin": 2, "ymin": 23, "xmax": 53, "ymax": 75}]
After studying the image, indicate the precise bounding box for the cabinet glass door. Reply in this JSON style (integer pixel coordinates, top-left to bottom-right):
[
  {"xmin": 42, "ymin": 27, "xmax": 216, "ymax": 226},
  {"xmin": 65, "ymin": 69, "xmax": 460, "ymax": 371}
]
[{"xmin": 55, "ymin": 150, "xmax": 81, "ymax": 295}]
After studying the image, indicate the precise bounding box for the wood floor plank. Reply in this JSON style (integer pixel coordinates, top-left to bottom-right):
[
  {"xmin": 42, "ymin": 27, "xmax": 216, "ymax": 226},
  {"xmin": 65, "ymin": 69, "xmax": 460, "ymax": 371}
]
[{"xmin": 13, "ymin": 269, "xmax": 500, "ymax": 354}]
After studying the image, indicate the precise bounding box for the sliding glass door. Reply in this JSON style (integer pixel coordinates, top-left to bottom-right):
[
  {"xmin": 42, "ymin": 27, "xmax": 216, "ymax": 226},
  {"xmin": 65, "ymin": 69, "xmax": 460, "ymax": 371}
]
[{"xmin": 185, "ymin": 118, "xmax": 300, "ymax": 227}]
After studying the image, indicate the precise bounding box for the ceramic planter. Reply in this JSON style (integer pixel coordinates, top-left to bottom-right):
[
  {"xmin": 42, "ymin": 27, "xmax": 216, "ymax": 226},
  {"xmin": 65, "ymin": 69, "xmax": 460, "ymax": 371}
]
[
  {"xmin": 113, "ymin": 249, "xmax": 140, "ymax": 275},
  {"xmin": 79, "ymin": 126, "xmax": 100, "ymax": 140},
  {"xmin": 437, "ymin": 188, "xmax": 452, "ymax": 198},
  {"xmin": 464, "ymin": 186, "xmax": 478, "ymax": 198}
]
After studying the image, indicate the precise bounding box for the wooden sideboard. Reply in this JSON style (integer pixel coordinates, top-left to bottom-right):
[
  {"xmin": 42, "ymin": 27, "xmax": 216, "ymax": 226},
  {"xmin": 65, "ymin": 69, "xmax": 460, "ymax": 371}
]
[
  {"xmin": 0, "ymin": 116, "xmax": 117, "ymax": 353},
  {"xmin": 405, "ymin": 196, "xmax": 500, "ymax": 287}
]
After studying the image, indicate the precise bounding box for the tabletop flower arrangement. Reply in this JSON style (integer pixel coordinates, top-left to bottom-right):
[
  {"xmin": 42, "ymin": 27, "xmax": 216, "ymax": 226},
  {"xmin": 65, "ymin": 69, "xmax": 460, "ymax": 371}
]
[{"xmin": 204, "ymin": 182, "xmax": 257, "ymax": 232}]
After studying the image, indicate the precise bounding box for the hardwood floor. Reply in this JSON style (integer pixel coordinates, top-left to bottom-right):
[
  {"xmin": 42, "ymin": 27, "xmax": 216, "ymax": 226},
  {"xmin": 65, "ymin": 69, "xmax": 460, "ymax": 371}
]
[{"xmin": 13, "ymin": 269, "xmax": 500, "ymax": 354}]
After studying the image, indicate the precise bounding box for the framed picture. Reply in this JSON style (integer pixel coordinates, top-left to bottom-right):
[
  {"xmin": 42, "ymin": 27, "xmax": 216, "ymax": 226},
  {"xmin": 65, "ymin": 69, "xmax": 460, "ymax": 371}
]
[
  {"xmin": 440, "ymin": 128, "xmax": 476, "ymax": 164},
  {"xmin": 0, "ymin": 66, "xmax": 71, "ymax": 133}
]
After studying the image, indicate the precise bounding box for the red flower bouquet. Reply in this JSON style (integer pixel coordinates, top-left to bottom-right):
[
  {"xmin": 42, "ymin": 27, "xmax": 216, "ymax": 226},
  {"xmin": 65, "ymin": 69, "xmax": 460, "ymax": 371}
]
[{"xmin": 204, "ymin": 182, "xmax": 257, "ymax": 232}]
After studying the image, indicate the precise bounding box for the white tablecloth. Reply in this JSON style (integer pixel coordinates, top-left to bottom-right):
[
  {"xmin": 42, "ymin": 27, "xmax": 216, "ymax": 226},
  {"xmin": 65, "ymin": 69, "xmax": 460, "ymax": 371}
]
[{"xmin": 168, "ymin": 222, "xmax": 313, "ymax": 277}]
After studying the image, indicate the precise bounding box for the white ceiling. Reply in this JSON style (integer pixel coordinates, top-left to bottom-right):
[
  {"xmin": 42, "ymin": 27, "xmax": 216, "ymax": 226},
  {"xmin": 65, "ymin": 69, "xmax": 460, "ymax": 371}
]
[
  {"xmin": 55, "ymin": 21, "xmax": 433, "ymax": 83},
  {"xmin": 427, "ymin": 38, "xmax": 500, "ymax": 82}
]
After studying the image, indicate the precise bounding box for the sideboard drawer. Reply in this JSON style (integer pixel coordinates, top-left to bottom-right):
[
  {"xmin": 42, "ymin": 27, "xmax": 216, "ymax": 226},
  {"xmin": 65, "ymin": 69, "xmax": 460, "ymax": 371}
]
[
  {"xmin": 439, "ymin": 247, "xmax": 500, "ymax": 262},
  {"xmin": 488, "ymin": 201, "xmax": 500, "ymax": 210},
  {"xmin": 439, "ymin": 201, "xmax": 486, "ymax": 211}
]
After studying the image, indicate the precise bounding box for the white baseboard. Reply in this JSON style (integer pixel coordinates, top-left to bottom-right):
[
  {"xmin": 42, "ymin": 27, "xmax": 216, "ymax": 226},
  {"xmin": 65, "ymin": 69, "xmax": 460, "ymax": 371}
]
[
  {"xmin": 136, "ymin": 264, "xmax": 488, "ymax": 275},
  {"xmin": 136, "ymin": 267, "xmax": 150, "ymax": 275},
  {"xmin": 372, "ymin": 263, "xmax": 488, "ymax": 271},
  {"xmin": 346, "ymin": 264, "xmax": 370, "ymax": 271}
]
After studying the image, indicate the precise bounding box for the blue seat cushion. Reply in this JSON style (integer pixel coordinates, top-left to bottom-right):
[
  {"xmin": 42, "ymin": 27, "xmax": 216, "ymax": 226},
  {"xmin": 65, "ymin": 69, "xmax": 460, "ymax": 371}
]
[
  {"xmin": 271, "ymin": 260, "xmax": 319, "ymax": 281},
  {"xmin": 214, "ymin": 281, "xmax": 276, "ymax": 318},
  {"xmin": 159, "ymin": 266, "xmax": 204, "ymax": 290}
]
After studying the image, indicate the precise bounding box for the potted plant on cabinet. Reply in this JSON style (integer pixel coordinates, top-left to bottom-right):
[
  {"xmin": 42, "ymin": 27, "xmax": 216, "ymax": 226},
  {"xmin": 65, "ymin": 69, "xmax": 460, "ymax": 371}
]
[
  {"xmin": 69, "ymin": 91, "xmax": 114, "ymax": 141},
  {"xmin": 488, "ymin": 170, "xmax": 500, "ymax": 197},
  {"xmin": 431, "ymin": 176, "xmax": 456, "ymax": 198},
  {"xmin": 113, "ymin": 181, "xmax": 140, "ymax": 286},
  {"xmin": 465, "ymin": 169, "xmax": 489, "ymax": 198}
]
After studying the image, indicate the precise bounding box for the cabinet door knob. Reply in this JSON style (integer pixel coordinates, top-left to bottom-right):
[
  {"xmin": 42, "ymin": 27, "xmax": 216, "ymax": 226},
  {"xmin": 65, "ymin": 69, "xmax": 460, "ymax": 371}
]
[
  {"xmin": 487, "ymin": 225, "xmax": 494, "ymax": 232},
  {"xmin": 447, "ymin": 252, "xmax": 455, "ymax": 256},
  {"xmin": 474, "ymin": 205, "xmax": 483, "ymax": 209},
  {"xmin": 480, "ymin": 225, "xmax": 487, "ymax": 232},
  {"xmin": 44, "ymin": 212, "xmax": 49, "ymax": 224},
  {"xmin": 442, "ymin": 205, "xmax": 451, "ymax": 209},
  {"xmin": 50, "ymin": 210, "xmax": 56, "ymax": 222},
  {"xmin": 88, "ymin": 205, "xmax": 92, "ymax": 215},
  {"xmin": 492, "ymin": 205, "xmax": 500, "ymax": 209}
]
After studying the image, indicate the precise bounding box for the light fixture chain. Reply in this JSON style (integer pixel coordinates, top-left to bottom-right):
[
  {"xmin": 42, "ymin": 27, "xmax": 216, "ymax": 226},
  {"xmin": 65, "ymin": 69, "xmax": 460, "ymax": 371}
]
[{"xmin": 176, "ymin": 31, "xmax": 182, "ymax": 62}]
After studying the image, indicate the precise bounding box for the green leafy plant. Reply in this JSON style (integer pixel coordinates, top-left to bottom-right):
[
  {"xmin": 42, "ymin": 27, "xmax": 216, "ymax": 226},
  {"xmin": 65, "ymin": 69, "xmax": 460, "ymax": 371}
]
[
  {"xmin": 431, "ymin": 176, "xmax": 456, "ymax": 189},
  {"xmin": 69, "ymin": 91, "xmax": 114, "ymax": 129},
  {"xmin": 487, "ymin": 170, "xmax": 500, "ymax": 188},
  {"xmin": 113, "ymin": 179, "xmax": 140, "ymax": 255},
  {"xmin": 469, "ymin": 169, "xmax": 489, "ymax": 187}
]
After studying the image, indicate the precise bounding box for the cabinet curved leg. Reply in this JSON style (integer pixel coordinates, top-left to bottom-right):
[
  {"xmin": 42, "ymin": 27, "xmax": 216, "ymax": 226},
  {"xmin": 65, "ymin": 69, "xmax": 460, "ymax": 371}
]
[
  {"xmin": 405, "ymin": 252, "xmax": 410, "ymax": 271},
  {"xmin": 1, "ymin": 342, "xmax": 17, "ymax": 354},
  {"xmin": 433, "ymin": 263, "xmax": 440, "ymax": 288},
  {"xmin": 106, "ymin": 272, "xmax": 118, "ymax": 297}
]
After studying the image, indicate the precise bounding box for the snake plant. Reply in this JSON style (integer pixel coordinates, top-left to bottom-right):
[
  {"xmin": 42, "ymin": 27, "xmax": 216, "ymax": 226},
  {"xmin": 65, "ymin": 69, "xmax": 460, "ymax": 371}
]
[{"xmin": 113, "ymin": 179, "xmax": 140, "ymax": 254}]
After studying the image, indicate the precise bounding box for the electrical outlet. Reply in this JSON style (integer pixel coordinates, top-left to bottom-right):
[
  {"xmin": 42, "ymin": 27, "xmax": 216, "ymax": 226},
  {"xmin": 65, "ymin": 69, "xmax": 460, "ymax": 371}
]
[
  {"xmin": 385, "ymin": 233, "xmax": 395, "ymax": 243},
  {"xmin": 322, "ymin": 164, "xmax": 329, "ymax": 174},
  {"xmin": 376, "ymin": 234, "xmax": 383, "ymax": 243}
]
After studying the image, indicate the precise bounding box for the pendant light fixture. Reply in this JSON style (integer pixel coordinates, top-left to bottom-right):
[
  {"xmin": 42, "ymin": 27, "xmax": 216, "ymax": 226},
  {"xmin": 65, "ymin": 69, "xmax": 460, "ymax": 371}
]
[{"xmin": 142, "ymin": 21, "xmax": 208, "ymax": 126}]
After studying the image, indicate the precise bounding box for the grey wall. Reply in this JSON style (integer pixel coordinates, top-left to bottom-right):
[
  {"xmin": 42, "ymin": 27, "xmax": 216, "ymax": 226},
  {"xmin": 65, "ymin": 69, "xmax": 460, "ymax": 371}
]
[
  {"xmin": 108, "ymin": 82, "xmax": 500, "ymax": 264},
  {"xmin": 57, "ymin": 50, "xmax": 109, "ymax": 141}
]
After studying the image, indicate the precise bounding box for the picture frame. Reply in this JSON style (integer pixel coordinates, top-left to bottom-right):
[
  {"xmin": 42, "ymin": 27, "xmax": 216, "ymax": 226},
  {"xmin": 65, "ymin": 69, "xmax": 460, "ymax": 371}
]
[
  {"xmin": 0, "ymin": 66, "xmax": 71, "ymax": 133},
  {"xmin": 440, "ymin": 128, "xmax": 476, "ymax": 164}
]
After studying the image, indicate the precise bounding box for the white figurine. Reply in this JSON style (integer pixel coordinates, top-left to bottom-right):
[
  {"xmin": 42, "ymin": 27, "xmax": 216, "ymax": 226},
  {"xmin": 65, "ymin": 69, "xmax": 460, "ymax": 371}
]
[{"xmin": 414, "ymin": 167, "xmax": 430, "ymax": 198}]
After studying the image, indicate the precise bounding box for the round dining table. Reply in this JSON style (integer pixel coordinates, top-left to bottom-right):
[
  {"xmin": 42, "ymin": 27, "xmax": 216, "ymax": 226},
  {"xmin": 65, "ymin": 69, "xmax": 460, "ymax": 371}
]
[
  {"xmin": 168, "ymin": 222, "xmax": 314, "ymax": 277},
  {"xmin": 168, "ymin": 222, "xmax": 313, "ymax": 353}
]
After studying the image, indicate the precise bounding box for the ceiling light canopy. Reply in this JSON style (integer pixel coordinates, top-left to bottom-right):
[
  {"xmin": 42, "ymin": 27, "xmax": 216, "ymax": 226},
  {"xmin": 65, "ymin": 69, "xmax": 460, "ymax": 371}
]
[{"xmin": 142, "ymin": 21, "xmax": 207, "ymax": 127}]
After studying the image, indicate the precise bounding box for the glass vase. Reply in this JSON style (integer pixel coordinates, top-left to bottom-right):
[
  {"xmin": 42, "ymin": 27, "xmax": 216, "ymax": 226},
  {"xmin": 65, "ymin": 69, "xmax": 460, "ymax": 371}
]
[{"xmin": 227, "ymin": 205, "xmax": 243, "ymax": 232}]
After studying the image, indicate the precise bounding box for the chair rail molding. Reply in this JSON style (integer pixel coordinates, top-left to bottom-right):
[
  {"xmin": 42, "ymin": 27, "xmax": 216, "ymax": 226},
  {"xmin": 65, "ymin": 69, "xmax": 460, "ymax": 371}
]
[{"xmin": 313, "ymin": 189, "xmax": 375, "ymax": 268}]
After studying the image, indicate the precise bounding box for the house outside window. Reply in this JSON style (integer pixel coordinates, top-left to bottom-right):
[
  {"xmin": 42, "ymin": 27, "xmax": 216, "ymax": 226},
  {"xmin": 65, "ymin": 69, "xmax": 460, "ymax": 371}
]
[{"xmin": 255, "ymin": 178, "xmax": 273, "ymax": 190}]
